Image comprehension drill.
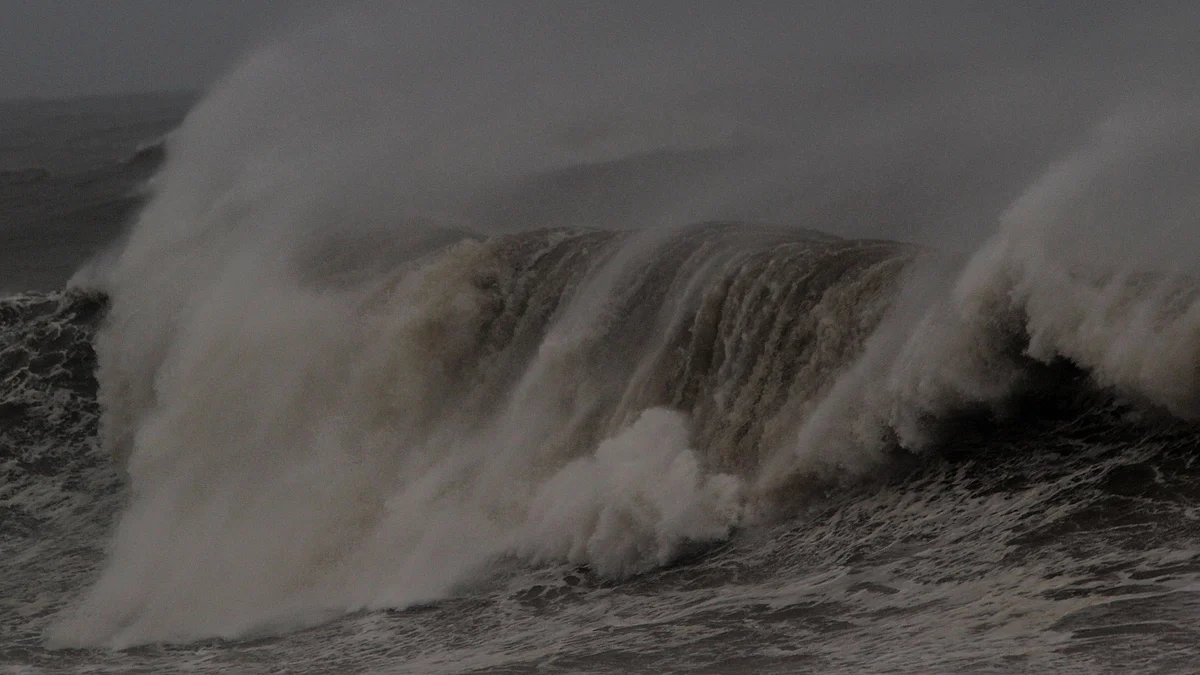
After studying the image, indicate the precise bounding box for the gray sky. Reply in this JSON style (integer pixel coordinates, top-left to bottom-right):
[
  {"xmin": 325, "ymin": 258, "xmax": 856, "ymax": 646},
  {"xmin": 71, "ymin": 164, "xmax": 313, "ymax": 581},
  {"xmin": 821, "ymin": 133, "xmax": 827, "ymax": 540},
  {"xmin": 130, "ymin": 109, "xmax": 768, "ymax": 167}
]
[
  {"xmin": 3, "ymin": 1, "xmax": 1198, "ymax": 103},
  {"xmin": 0, "ymin": 0, "xmax": 321, "ymax": 100}
]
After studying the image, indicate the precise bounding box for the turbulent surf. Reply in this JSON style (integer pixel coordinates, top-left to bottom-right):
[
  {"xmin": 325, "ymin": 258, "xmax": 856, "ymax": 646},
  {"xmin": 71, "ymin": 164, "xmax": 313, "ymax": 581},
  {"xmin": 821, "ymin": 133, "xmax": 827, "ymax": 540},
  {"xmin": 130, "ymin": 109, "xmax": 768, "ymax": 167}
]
[{"xmin": 4, "ymin": 4, "xmax": 1200, "ymax": 673}]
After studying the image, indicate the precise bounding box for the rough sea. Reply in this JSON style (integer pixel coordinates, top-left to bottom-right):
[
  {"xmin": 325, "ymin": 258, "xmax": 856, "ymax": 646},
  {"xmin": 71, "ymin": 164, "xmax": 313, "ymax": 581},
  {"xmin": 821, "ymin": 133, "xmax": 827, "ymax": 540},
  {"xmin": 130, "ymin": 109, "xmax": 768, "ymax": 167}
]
[{"xmin": 4, "ymin": 5, "xmax": 1200, "ymax": 673}]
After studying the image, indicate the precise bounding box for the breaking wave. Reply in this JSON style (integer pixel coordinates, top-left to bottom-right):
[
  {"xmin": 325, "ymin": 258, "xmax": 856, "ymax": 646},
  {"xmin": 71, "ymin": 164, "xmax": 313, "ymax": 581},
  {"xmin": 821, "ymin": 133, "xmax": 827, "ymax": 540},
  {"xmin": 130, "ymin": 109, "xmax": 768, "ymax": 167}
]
[{"xmin": 30, "ymin": 6, "xmax": 1200, "ymax": 650}]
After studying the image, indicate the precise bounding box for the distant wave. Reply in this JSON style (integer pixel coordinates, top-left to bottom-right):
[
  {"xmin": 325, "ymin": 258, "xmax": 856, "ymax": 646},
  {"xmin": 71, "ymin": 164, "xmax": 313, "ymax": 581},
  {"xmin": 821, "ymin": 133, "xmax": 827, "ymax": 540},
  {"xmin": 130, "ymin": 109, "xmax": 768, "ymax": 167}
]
[
  {"xmin": 121, "ymin": 134, "xmax": 168, "ymax": 170},
  {"xmin": 0, "ymin": 167, "xmax": 54, "ymax": 184},
  {"xmin": 1, "ymin": 135, "xmax": 167, "ymax": 190}
]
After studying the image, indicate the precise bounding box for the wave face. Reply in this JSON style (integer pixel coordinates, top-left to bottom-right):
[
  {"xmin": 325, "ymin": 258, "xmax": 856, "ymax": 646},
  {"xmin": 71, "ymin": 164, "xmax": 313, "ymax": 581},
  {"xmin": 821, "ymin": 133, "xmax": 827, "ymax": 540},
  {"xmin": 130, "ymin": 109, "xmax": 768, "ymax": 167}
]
[
  {"xmin": 54, "ymin": 221, "xmax": 918, "ymax": 644},
  {"xmin": 55, "ymin": 197, "xmax": 1200, "ymax": 648},
  {"xmin": 22, "ymin": 4, "xmax": 1200, "ymax": 667}
]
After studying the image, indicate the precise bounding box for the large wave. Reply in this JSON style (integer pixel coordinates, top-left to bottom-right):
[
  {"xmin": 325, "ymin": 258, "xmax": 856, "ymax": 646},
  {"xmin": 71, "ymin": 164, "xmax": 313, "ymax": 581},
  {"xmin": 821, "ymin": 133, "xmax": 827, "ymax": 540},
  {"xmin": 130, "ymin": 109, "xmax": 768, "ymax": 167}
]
[{"xmin": 47, "ymin": 4, "xmax": 1200, "ymax": 647}]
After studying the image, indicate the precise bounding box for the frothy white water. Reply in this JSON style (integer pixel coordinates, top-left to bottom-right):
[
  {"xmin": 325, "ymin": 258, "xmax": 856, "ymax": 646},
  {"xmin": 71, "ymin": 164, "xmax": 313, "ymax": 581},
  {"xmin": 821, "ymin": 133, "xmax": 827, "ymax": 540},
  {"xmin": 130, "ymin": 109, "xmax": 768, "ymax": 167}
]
[
  {"xmin": 762, "ymin": 104, "xmax": 1200, "ymax": 493},
  {"xmin": 52, "ymin": 229, "xmax": 752, "ymax": 646},
  {"xmin": 956, "ymin": 106, "xmax": 1200, "ymax": 417},
  {"xmin": 519, "ymin": 409, "xmax": 742, "ymax": 577},
  {"xmin": 51, "ymin": 5, "xmax": 1200, "ymax": 649}
]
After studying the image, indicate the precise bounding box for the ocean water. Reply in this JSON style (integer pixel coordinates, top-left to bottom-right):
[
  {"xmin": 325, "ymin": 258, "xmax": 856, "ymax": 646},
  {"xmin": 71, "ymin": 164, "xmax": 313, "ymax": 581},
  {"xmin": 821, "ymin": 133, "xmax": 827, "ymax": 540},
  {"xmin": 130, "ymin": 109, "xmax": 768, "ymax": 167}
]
[
  {"xmin": 0, "ymin": 94, "xmax": 191, "ymax": 293},
  {"xmin": 4, "ymin": 5, "xmax": 1200, "ymax": 674}
]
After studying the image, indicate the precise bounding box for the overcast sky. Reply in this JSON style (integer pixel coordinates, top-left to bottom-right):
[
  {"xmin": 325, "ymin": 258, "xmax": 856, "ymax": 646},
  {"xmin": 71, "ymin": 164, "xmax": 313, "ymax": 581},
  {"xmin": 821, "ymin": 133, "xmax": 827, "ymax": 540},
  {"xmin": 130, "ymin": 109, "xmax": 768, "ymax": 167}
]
[
  {"xmin": 0, "ymin": 0, "xmax": 323, "ymax": 100},
  {"xmin": 4, "ymin": 1, "xmax": 1199, "ymax": 102}
]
